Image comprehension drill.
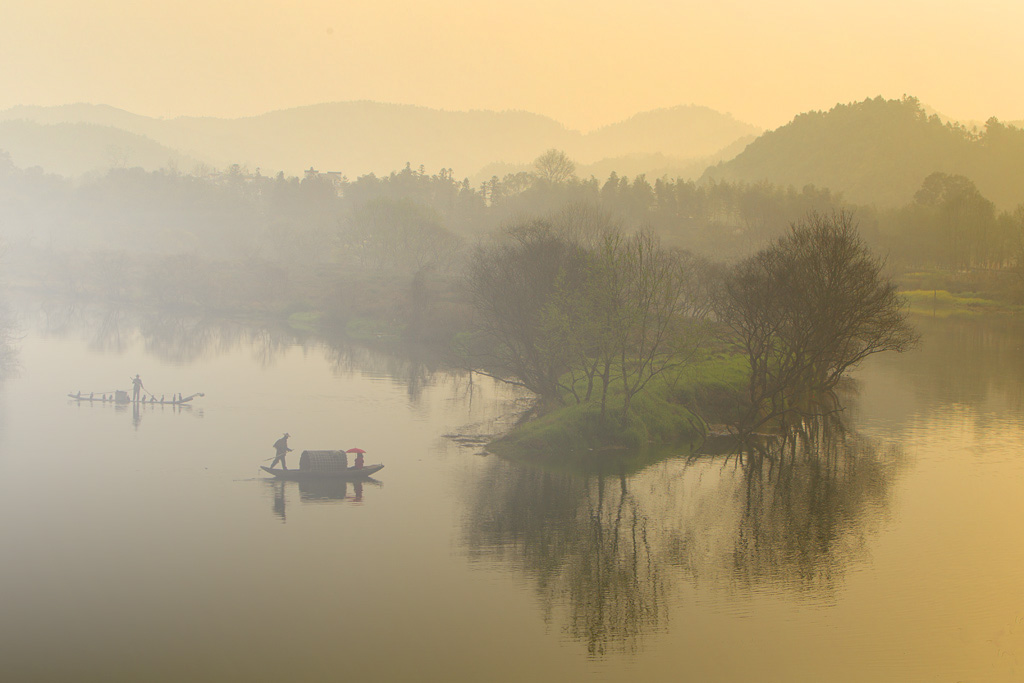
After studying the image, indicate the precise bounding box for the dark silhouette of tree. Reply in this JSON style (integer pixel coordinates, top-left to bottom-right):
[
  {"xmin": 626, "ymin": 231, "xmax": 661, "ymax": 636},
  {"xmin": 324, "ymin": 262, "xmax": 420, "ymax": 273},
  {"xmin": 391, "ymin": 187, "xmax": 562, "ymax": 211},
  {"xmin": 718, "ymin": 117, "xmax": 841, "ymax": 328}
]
[
  {"xmin": 718, "ymin": 211, "xmax": 917, "ymax": 434},
  {"xmin": 570, "ymin": 231, "xmax": 708, "ymax": 420},
  {"xmin": 533, "ymin": 148, "xmax": 577, "ymax": 185},
  {"xmin": 466, "ymin": 221, "xmax": 709, "ymax": 416},
  {"xmin": 465, "ymin": 222, "xmax": 588, "ymax": 402},
  {"xmin": 912, "ymin": 172, "xmax": 1002, "ymax": 269}
]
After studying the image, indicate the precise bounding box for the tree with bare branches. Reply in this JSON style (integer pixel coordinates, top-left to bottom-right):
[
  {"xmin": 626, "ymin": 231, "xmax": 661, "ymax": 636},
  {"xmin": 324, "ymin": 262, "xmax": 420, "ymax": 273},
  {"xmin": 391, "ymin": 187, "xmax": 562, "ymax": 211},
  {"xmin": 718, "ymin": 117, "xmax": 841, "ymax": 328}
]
[
  {"xmin": 718, "ymin": 211, "xmax": 917, "ymax": 434},
  {"xmin": 465, "ymin": 222, "xmax": 587, "ymax": 402},
  {"xmin": 466, "ymin": 221, "xmax": 709, "ymax": 422},
  {"xmin": 533, "ymin": 149, "xmax": 577, "ymax": 185}
]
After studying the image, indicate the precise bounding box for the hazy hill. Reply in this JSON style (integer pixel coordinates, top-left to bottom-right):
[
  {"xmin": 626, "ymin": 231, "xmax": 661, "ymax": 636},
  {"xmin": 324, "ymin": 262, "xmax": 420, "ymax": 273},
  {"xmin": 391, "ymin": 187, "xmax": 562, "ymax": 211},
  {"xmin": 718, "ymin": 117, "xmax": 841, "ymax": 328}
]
[
  {"xmin": 0, "ymin": 102, "xmax": 759, "ymax": 181},
  {"xmin": 584, "ymin": 106, "xmax": 758, "ymax": 160},
  {"xmin": 0, "ymin": 103, "xmax": 158, "ymax": 134},
  {"xmin": 702, "ymin": 96, "xmax": 1024, "ymax": 209},
  {"xmin": 0, "ymin": 120, "xmax": 197, "ymax": 177}
]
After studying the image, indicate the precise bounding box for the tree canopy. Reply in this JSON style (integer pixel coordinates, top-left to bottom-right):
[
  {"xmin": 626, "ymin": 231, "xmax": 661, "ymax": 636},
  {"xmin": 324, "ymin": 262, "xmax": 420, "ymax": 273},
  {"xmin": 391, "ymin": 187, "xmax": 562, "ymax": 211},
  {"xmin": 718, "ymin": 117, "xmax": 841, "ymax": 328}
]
[{"xmin": 718, "ymin": 211, "xmax": 918, "ymax": 434}]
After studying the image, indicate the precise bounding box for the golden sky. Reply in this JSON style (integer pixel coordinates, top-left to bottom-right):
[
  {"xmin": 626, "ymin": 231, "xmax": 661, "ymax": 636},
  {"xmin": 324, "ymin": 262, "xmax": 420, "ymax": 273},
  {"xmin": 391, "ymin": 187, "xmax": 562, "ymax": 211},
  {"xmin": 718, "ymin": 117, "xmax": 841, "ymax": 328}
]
[{"xmin": 2, "ymin": 0, "xmax": 1022, "ymax": 130}]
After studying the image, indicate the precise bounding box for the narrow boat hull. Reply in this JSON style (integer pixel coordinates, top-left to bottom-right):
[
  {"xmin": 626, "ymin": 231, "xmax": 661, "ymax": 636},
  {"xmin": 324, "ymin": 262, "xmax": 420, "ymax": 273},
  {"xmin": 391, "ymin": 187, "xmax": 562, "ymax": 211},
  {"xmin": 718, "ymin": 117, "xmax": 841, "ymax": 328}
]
[
  {"xmin": 261, "ymin": 464, "xmax": 384, "ymax": 480},
  {"xmin": 68, "ymin": 392, "xmax": 202, "ymax": 405},
  {"xmin": 68, "ymin": 394, "xmax": 131, "ymax": 404}
]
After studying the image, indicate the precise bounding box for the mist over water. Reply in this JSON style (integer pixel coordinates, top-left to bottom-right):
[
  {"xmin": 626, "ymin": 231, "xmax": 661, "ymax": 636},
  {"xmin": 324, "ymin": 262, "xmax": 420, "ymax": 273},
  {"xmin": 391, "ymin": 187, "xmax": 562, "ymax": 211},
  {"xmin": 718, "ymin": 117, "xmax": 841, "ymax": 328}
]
[
  {"xmin": 2, "ymin": 4, "xmax": 1024, "ymax": 680},
  {"xmin": 1, "ymin": 302, "xmax": 1022, "ymax": 681}
]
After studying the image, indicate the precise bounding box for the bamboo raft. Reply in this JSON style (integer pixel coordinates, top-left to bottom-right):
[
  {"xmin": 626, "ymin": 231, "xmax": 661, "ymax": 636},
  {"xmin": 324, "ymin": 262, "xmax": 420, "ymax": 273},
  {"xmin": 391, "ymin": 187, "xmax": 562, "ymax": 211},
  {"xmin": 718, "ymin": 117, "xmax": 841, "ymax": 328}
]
[{"xmin": 68, "ymin": 390, "xmax": 204, "ymax": 405}]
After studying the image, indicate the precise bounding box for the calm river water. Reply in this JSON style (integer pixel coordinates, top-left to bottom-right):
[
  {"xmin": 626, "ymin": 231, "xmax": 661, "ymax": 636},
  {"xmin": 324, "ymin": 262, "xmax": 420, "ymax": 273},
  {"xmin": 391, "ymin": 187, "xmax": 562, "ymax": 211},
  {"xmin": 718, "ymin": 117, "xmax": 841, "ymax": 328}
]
[{"xmin": 1, "ymin": 303, "xmax": 1023, "ymax": 682}]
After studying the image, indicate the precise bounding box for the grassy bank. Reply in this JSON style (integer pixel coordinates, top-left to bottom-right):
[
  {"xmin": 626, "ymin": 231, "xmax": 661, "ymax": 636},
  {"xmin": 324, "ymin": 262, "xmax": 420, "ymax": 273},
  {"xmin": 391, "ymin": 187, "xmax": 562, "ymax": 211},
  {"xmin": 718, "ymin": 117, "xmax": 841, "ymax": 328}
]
[
  {"xmin": 897, "ymin": 269, "xmax": 1024, "ymax": 315},
  {"xmin": 901, "ymin": 289, "xmax": 1021, "ymax": 316},
  {"xmin": 487, "ymin": 352, "xmax": 749, "ymax": 460}
]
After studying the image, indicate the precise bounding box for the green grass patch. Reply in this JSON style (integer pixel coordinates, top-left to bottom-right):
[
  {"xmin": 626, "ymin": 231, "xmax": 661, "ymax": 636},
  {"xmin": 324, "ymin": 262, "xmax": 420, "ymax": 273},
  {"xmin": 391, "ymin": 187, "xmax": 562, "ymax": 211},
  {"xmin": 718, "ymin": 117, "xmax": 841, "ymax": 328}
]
[
  {"xmin": 901, "ymin": 289, "xmax": 1014, "ymax": 316},
  {"xmin": 286, "ymin": 310, "xmax": 323, "ymax": 331},
  {"xmin": 489, "ymin": 352, "xmax": 749, "ymax": 460},
  {"xmin": 668, "ymin": 352, "xmax": 751, "ymax": 426}
]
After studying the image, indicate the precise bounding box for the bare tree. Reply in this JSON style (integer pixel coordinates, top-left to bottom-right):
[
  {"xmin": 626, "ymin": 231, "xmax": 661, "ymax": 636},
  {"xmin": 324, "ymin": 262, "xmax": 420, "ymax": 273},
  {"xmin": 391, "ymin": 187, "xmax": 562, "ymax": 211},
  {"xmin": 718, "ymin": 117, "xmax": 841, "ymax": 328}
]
[
  {"xmin": 533, "ymin": 149, "xmax": 577, "ymax": 185},
  {"xmin": 470, "ymin": 220, "xmax": 709, "ymax": 425},
  {"xmin": 588, "ymin": 231, "xmax": 708, "ymax": 421},
  {"xmin": 465, "ymin": 222, "xmax": 586, "ymax": 402},
  {"xmin": 718, "ymin": 210, "xmax": 917, "ymax": 434}
]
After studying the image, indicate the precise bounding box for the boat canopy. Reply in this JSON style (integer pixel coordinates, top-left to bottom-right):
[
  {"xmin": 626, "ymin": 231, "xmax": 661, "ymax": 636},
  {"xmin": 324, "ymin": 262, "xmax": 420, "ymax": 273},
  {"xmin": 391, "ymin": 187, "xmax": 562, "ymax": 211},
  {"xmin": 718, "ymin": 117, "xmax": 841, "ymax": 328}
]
[{"xmin": 297, "ymin": 450, "xmax": 349, "ymax": 472}]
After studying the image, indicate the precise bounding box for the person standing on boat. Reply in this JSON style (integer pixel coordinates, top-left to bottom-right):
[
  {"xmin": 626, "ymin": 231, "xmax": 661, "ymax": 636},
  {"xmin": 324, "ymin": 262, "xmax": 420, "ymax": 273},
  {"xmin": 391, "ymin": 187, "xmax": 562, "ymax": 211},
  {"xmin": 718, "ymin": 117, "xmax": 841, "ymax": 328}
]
[
  {"xmin": 271, "ymin": 433, "xmax": 292, "ymax": 470},
  {"xmin": 130, "ymin": 374, "xmax": 145, "ymax": 403}
]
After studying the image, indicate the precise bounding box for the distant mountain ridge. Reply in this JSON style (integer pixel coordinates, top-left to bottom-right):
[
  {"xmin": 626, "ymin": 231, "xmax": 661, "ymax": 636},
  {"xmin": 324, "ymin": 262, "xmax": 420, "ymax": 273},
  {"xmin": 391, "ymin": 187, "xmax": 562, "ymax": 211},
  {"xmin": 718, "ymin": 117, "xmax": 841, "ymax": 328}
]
[
  {"xmin": 703, "ymin": 96, "xmax": 1024, "ymax": 209},
  {"xmin": 0, "ymin": 101, "xmax": 760, "ymax": 181},
  {"xmin": 13, "ymin": 98, "xmax": 1021, "ymax": 211},
  {"xmin": 0, "ymin": 119, "xmax": 198, "ymax": 177}
]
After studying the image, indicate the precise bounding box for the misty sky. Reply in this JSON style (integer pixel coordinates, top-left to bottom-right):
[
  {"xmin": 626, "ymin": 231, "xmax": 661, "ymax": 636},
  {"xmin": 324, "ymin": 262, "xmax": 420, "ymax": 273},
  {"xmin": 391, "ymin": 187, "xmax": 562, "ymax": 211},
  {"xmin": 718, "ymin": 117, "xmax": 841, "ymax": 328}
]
[{"xmin": 2, "ymin": 0, "xmax": 1022, "ymax": 130}]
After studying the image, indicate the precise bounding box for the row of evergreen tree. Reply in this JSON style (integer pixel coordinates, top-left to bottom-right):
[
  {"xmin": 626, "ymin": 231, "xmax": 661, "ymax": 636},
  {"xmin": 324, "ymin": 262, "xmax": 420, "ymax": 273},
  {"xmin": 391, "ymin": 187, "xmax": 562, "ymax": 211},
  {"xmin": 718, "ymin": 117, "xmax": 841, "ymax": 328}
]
[{"xmin": 1, "ymin": 148, "xmax": 1022, "ymax": 276}]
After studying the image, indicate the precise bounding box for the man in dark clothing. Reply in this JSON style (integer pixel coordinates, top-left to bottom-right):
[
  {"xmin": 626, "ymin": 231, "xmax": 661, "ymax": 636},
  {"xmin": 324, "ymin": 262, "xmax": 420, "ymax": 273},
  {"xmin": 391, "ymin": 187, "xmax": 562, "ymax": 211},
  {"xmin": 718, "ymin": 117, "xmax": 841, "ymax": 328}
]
[
  {"xmin": 131, "ymin": 374, "xmax": 145, "ymax": 403},
  {"xmin": 271, "ymin": 433, "xmax": 292, "ymax": 469}
]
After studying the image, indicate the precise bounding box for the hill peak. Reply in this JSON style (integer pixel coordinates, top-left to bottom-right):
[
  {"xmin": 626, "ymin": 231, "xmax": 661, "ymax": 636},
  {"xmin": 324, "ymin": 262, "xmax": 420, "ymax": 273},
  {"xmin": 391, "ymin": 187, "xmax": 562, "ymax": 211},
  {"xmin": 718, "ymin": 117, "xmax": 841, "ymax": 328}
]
[{"xmin": 703, "ymin": 95, "xmax": 1024, "ymax": 209}]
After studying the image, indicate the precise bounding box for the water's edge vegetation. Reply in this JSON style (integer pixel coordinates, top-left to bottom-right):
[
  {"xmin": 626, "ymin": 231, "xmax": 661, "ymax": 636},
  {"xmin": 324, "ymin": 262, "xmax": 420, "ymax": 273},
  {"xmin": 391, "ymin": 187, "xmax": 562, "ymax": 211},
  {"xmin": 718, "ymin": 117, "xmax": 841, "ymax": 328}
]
[
  {"xmin": 6, "ymin": 103, "xmax": 1024, "ymax": 457},
  {"xmin": 11, "ymin": 213, "xmax": 927, "ymax": 460}
]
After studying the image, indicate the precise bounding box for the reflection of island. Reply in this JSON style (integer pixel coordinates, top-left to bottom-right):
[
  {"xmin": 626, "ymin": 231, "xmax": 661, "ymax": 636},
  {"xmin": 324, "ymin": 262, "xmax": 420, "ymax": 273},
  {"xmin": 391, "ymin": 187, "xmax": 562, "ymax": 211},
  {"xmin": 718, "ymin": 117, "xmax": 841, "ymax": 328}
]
[
  {"xmin": 464, "ymin": 461, "xmax": 665, "ymax": 656},
  {"xmin": 36, "ymin": 299, "xmax": 305, "ymax": 365},
  {"xmin": 266, "ymin": 478, "xmax": 380, "ymax": 522},
  {"xmin": 717, "ymin": 417, "xmax": 903, "ymax": 592},
  {"xmin": 462, "ymin": 415, "xmax": 902, "ymax": 655}
]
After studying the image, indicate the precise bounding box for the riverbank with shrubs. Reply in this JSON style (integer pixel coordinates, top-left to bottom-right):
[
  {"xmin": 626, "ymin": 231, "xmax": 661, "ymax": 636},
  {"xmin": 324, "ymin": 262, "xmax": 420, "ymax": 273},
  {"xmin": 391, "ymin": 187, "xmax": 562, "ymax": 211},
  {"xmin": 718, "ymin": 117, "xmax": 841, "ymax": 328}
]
[{"xmin": 486, "ymin": 352, "xmax": 749, "ymax": 459}]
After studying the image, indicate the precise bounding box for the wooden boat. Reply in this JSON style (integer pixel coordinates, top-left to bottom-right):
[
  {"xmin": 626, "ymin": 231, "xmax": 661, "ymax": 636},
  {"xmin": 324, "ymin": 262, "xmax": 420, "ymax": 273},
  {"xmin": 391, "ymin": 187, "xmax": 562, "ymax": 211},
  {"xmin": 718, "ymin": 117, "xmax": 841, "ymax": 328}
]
[
  {"xmin": 261, "ymin": 449, "xmax": 383, "ymax": 481},
  {"xmin": 261, "ymin": 464, "xmax": 384, "ymax": 480}
]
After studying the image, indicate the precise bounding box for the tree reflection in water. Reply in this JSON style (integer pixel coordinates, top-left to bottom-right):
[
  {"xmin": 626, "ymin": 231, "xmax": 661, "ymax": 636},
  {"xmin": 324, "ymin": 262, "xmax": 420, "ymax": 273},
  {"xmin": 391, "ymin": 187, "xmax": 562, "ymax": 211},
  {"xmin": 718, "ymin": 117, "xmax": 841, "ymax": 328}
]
[
  {"xmin": 322, "ymin": 342, "xmax": 438, "ymax": 403},
  {"xmin": 35, "ymin": 300, "xmax": 307, "ymax": 365},
  {"xmin": 464, "ymin": 462, "xmax": 666, "ymax": 656},
  {"xmin": 727, "ymin": 417, "xmax": 903, "ymax": 592},
  {"xmin": 28, "ymin": 300, "xmax": 451, "ymax": 394},
  {"xmin": 462, "ymin": 415, "xmax": 903, "ymax": 655}
]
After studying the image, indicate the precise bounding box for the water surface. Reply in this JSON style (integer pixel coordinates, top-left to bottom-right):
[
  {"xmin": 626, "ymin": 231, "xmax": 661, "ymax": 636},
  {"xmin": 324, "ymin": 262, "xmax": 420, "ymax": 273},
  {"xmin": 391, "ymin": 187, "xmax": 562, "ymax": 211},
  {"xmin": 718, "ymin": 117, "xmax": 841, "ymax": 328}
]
[{"xmin": 1, "ymin": 305, "xmax": 1022, "ymax": 681}]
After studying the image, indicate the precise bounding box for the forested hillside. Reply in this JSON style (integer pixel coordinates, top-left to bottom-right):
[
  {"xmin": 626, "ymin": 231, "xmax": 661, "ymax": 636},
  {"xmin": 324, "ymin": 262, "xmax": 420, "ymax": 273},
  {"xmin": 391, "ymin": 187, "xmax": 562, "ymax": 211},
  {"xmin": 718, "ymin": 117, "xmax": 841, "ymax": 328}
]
[
  {"xmin": 3, "ymin": 96, "xmax": 1023, "ymax": 312},
  {"xmin": 704, "ymin": 96, "xmax": 1024, "ymax": 210}
]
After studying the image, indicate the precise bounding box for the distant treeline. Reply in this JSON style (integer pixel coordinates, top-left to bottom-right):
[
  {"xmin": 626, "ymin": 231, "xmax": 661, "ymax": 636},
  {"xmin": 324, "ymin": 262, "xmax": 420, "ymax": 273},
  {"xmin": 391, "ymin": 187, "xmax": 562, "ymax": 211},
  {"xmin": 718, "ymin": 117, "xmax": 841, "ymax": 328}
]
[
  {"xmin": 0, "ymin": 149, "xmax": 841, "ymax": 264},
  {"xmin": 1, "ymin": 146, "xmax": 1022, "ymax": 281}
]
